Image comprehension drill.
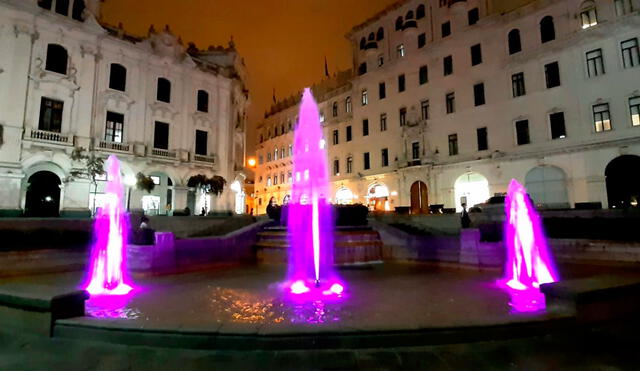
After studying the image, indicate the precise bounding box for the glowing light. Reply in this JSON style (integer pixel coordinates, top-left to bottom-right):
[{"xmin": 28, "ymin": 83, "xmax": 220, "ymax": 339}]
[
  {"xmin": 44, "ymin": 196, "xmax": 53, "ymax": 202},
  {"xmin": 84, "ymin": 155, "xmax": 134, "ymax": 296},
  {"xmin": 247, "ymin": 158, "xmax": 257, "ymax": 167},
  {"xmin": 390, "ymin": 191, "xmax": 398, "ymax": 196},
  {"xmin": 291, "ymin": 280, "xmax": 310, "ymax": 294},
  {"xmin": 498, "ymin": 179, "xmax": 558, "ymax": 313},
  {"xmin": 330, "ymin": 283, "xmax": 344, "ymax": 295}
]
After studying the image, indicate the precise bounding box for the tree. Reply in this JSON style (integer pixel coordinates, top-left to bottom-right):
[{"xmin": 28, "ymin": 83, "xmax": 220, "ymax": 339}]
[
  {"xmin": 135, "ymin": 172, "xmax": 155, "ymax": 193},
  {"xmin": 70, "ymin": 147, "xmax": 105, "ymax": 214},
  {"xmin": 187, "ymin": 174, "xmax": 226, "ymax": 195}
]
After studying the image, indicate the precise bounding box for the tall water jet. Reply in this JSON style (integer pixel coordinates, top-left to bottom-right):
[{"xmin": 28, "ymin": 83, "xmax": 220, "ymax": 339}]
[
  {"xmin": 85, "ymin": 155, "xmax": 134, "ymax": 296},
  {"xmin": 500, "ymin": 179, "xmax": 558, "ymax": 312},
  {"xmin": 287, "ymin": 88, "xmax": 342, "ymax": 296}
]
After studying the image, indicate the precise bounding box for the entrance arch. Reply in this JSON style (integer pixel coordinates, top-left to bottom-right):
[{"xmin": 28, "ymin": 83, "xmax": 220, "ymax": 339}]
[
  {"xmin": 525, "ymin": 166, "xmax": 569, "ymax": 209},
  {"xmin": 335, "ymin": 187, "xmax": 354, "ymax": 205},
  {"xmin": 367, "ymin": 183, "xmax": 390, "ymax": 211},
  {"xmin": 25, "ymin": 171, "xmax": 61, "ymax": 217},
  {"xmin": 454, "ymin": 172, "xmax": 490, "ymax": 212},
  {"xmin": 410, "ymin": 181, "xmax": 429, "ymax": 214},
  {"xmin": 606, "ymin": 155, "xmax": 640, "ymax": 208}
]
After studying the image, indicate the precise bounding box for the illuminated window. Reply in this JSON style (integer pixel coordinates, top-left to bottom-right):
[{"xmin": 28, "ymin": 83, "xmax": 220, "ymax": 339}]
[
  {"xmin": 630, "ymin": 96, "xmax": 640, "ymax": 127},
  {"xmin": 361, "ymin": 90, "xmax": 368, "ymax": 106},
  {"xmin": 580, "ymin": 1, "xmax": 598, "ymax": 29},
  {"xmin": 593, "ymin": 103, "xmax": 612, "ymax": 132},
  {"xmin": 397, "ymin": 44, "xmax": 405, "ymax": 58}
]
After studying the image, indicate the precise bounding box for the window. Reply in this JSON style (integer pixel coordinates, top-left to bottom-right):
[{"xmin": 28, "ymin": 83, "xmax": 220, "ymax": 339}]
[
  {"xmin": 540, "ymin": 16, "xmax": 555, "ymax": 43},
  {"xmin": 446, "ymin": 93, "xmax": 455, "ymax": 114},
  {"xmin": 512, "ymin": 72, "xmax": 526, "ymax": 97},
  {"xmin": 508, "ymin": 29, "xmax": 522, "ymax": 55},
  {"xmin": 443, "ymin": 55, "xmax": 453, "ymax": 76},
  {"xmin": 379, "ymin": 82, "xmax": 386, "ymax": 99},
  {"xmin": 549, "ymin": 112, "xmax": 566, "ymax": 139},
  {"xmin": 630, "ymin": 96, "xmax": 640, "ymax": 126},
  {"xmin": 377, "ymin": 55, "xmax": 384, "ymax": 67},
  {"xmin": 412, "ymin": 142, "xmax": 420, "ymax": 159},
  {"xmin": 157, "ymin": 78, "xmax": 171, "ymax": 103},
  {"xmin": 196, "ymin": 90, "xmax": 209, "ymax": 112},
  {"xmin": 332, "ymin": 102, "xmax": 338, "ymax": 117},
  {"xmin": 346, "ymin": 125, "xmax": 352, "ymax": 141},
  {"xmin": 419, "ymin": 65, "xmax": 428, "ymax": 85},
  {"xmin": 195, "ymin": 130, "xmax": 208, "ymax": 155},
  {"xmin": 376, "ymin": 27, "xmax": 385, "ymax": 41},
  {"xmin": 580, "ymin": 2, "xmax": 598, "ymax": 29},
  {"xmin": 105, "ymin": 111, "xmax": 124, "ymax": 143},
  {"xmin": 358, "ymin": 62, "xmax": 367, "ymax": 75},
  {"xmin": 416, "ymin": 4, "xmax": 426, "ymax": 19},
  {"xmin": 471, "ymin": 44, "xmax": 482, "ymax": 66},
  {"xmin": 273, "ymin": 175, "xmax": 278, "ymax": 185},
  {"xmin": 258, "ymin": 155, "xmax": 263, "ymax": 165},
  {"xmin": 363, "ymin": 119, "xmax": 369, "ymax": 136},
  {"xmin": 361, "ymin": 90, "xmax": 368, "ymax": 106},
  {"xmin": 363, "ymin": 152, "xmax": 370, "ymax": 170},
  {"xmin": 381, "ymin": 148, "xmax": 389, "ymax": 167},
  {"xmin": 586, "ymin": 49, "xmax": 605, "ymax": 77},
  {"xmin": 274, "ymin": 148, "xmax": 279, "ymax": 160},
  {"xmin": 360, "ymin": 37, "xmax": 366, "ymax": 50},
  {"xmin": 380, "ymin": 113, "xmax": 387, "ymax": 131},
  {"xmin": 320, "ymin": 112, "xmax": 325, "ymax": 123},
  {"xmin": 55, "ymin": 0, "xmax": 69, "ymax": 15},
  {"xmin": 515, "ymin": 120, "xmax": 530, "ymax": 145},
  {"xmin": 399, "ymin": 107, "xmax": 407, "ymax": 126},
  {"xmin": 418, "ymin": 33, "xmax": 426, "ymax": 48},
  {"xmin": 109, "ymin": 64, "xmax": 126, "ymax": 91},
  {"xmin": 397, "ymin": 44, "xmax": 405, "ymax": 58},
  {"xmin": 477, "ymin": 127, "xmax": 488, "ymax": 151},
  {"xmin": 38, "ymin": 0, "xmax": 52, "ymax": 10},
  {"xmin": 347, "ymin": 156, "xmax": 353, "ymax": 173},
  {"xmin": 288, "ymin": 171, "xmax": 293, "ymax": 183},
  {"xmin": 280, "ymin": 173, "xmax": 285, "ymax": 184},
  {"xmin": 468, "ymin": 8, "xmax": 479, "ymax": 25},
  {"xmin": 615, "ymin": 0, "xmax": 632, "ymax": 16},
  {"xmin": 346, "ymin": 96, "xmax": 352, "ymax": 112},
  {"xmin": 621, "ymin": 38, "xmax": 640, "ymax": 69},
  {"xmin": 421, "ymin": 100, "xmax": 429, "ymax": 120},
  {"xmin": 473, "ymin": 83, "xmax": 485, "ymax": 106},
  {"xmin": 289, "ymin": 144, "xmax": 293, "ymax": 156},
  {"xmin": 38, "ymin": 97, "xmax": 63, "ymax": 132},
  {"xmin": 154, "ymin": 121, "xmax": 170, "ymax": 149},
  {"xmin": 45, "ymin": 44, "xmax": 68, "ymax": 74},
  {"xmin": 267, "ymin": 153, "xmax": 271, "ymax": 162},
  {"xmin": 398, "ymin": 74, "xmax": 406, "ymax": 92},
  {"xmin": 281, "ymin": 146, "xmax": 286, "ymax": 158},
  {"xmin": 545, "ymin": 62, "xmax": 561, "ymax": 88},
  {"xmin": 267, "ymin": 177, "xmax": 272, "ymax": 187},
  {"xmin": 333, "ymin": 159, "xmax": 340, "ymax": 176},
  {"xmin": 441, "ymin": 21, "xmax": 451, "ymax": 38},
  {"xmin": 593, "ymin": 103, "xmax": 612, "ymax": 132},
  {"xmin": 395, "ymin": 16, "xmax": 404, "ymax": 31},
  {"xmin": 448, "ymin": 134, "xmax": 458, "ymax": 156},
  {"xmin": 72, "ymin": 0, "xmax": 85, "ymax": 21}
]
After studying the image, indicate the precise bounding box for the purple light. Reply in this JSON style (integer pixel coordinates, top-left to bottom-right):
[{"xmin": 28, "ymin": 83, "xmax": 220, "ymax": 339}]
[
  {"xmin": 84, "ymin": 155, "xmax": 134, "ymax": 296},
  {"xmin": 329, "ymin": 283, "xmax": 344, "ymax": 295},
  {"xmin": 286, "ymin": 88, "xmax": 344, "ymax": 297},
  {"xmin": 499, "ymin": 179, "xmax": 558, "ymax": 312}
]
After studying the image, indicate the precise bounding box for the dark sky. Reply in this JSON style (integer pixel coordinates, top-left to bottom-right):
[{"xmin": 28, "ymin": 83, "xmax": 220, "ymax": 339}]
[{"xmin": 101, "ymin": 0, "xmax": 399, "ymax": 153}]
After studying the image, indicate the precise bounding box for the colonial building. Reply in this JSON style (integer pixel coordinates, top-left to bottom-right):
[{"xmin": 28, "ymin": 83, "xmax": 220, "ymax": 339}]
[
  {"xmin": 0, "ymin": 0, "xmax": 249, "ymax": 217},
  {"xmin": 255, "ymin": 0, "xmax": 640, "ymax": 214}
]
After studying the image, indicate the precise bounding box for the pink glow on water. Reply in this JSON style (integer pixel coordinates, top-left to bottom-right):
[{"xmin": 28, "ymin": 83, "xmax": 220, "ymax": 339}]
[
  {"xmin": 499, "ymin": 179, "xmax": 558, "ymax": 312},
  {"xmin": 291, "ymin": 280, "xmax": 310, "ymax": 294},
  {"xmin": 84, "ymin": 155, "xmax": 134, "ymax": 296},
  {"xmin": 286, "ymin": 88, "xmax": 343, "ymax": 295},
  {"xmin": 329, "ymin": 283, "xmax": 344, "ymax": 295}
]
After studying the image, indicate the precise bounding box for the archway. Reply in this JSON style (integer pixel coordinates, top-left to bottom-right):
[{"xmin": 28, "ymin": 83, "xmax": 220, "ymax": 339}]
[
  {"xmin": 525, "ymin": 166, "xmax": 569, "ymax": 208},
  {"xmin": 606, "ymin": 155, "xmax": 640, "ymax": 208},
  {"xmin": 454, "ymin": 172, "xmax": 490, "ymax": 212},
  {"xmin": 282, "ymin": 195, "xmax": 291, "ymax": 205},
  {"xmin": 25, "ymin": 171, "xmax": 61, "ymax": 217},
  {"xmin": 230, "ymin": 180, "xmax": 245, "ymax": 215},
  {"xmin": 367, "ymin": 183, "xmax": 390, "ymax": 212},
  {"xmin": 410, "ymin": 181, "xmax": 429, "ymax": 214},
  {"xmin": 335, "ymin": 187, "xmax": 354, "ymax": 205}
]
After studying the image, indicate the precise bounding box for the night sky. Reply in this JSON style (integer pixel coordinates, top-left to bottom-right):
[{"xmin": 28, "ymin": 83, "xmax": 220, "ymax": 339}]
[{"xmin": 101, "ymin": 0, "xmax": 399, "ymax": 153}]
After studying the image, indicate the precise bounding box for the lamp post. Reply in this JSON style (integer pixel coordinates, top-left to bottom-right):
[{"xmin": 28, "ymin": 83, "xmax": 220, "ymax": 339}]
[{"xmin": 124, "ymin": 174, "xmax": 136, "ymax": 212}]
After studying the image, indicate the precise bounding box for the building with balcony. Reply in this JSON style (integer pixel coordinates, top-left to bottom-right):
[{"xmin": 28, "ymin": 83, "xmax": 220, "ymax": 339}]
[
  {"xmin": 0, "ymin": 0, "xmax": 249, "ymax": 216},
  {"xmin": 255, "ymin": 0, "xmax": 640, "ymax": 214}
]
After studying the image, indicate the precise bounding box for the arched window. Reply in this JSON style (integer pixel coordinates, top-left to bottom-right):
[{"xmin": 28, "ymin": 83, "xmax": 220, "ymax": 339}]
[
  {"xmin": 108, "ymin": 63, "xmax": 126, "ymax": 91},
  {"xmin": 157, "ymin": 78, "xmax": 171, "ymax": 103},
  {"xmin": 55, "ymin": 0, "xmax": 69, "ymax": 16},
  {"xmin": 197, "ymin": 90, "xmax": 209, "ymax": 112},
  {"xmin": 38, "ymin": 0, "xmax": 52, "ymax": 10},
  {"xmin": 368, "ymin": 32, "xmax": 375, "ymax": 41},
  {"xmin": 45, "ymin": 44, "xmax": 68, "ymax": 75},
  {"xmin": 71, "ymin": 0, "xmax": 85, "ymax": 21},
  {"xmin": 359, "ymin": 37, "xmax": 366, "ymax": 50},
  {"xmin": 540, "ymin": 16, "xmax": 555, "ymax": 43},
  {"xmin": 405, "ymin": 10, "xmax": 414, "ymax": 20},
  {"xmin": 332, "ymin": 101, "xmax": 338, "ymax": 117},
  {"xmin": 281, "ymin": 124, "xmax": 285, "ymax": 134},
  {"xmin": 345, "ymin": 96, "xmax": 352, "ymax": 113},
  {"xmin": 580, "ymin": 1, "xmax": 598, "ymax": 29},
  {"xmin": 508, "ymin": 29, "xmax": 522, "ymax": 55},
  {"xmin": 416, "ymin": 4, "xmax": 426, "ymax": 19},
  {"xmin": 260, "ymin": 134, "xmax": 263, "ymax": 143},
  {"xmin": 376, "ymin": 27, "xmax": 384, "ymax": 41},
  {"xmin": 395, "ymin": 16, "xmax": 404, "ymax": 31}
]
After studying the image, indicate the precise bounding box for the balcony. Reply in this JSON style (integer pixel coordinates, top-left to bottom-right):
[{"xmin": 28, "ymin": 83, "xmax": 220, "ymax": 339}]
[
  {"xmin": 25, "ymin": 129, "xmax": 73, "ymax": 146},
  {"xmin": 193, "ymin": 153, "xmax": 216, "ymax": 164},
  {"xmin": 151, "ymin": 148, "xmax": 177, "ymax": 159},
  {"xmin": 98, "ymin": 140, "xmax": 132, "ymax": 154}
]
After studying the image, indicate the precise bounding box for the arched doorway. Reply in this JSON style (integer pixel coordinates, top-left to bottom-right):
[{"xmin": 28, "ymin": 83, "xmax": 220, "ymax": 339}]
[
  {"xmin": 282, "ymin": 195, "xmax": 291, "ymax": 205},
  {"xmin": 454, "ymin": 172, "xmax": 490, "ymax": 212},
  {"xmin": 367, "ymin": 183, "xmax": 390, "ymax": 211},
  {"xmin": 25, "ymin": 171, "xmax": 61, "ymax": 217},
  {"xmin": 335, "ymin": 187, "xmax": 354, "ymax": 205},
  {"xmin": 525, "ymin": 166, "xmax": 569, "ymax": 209},
  {"xmin": 410, "ymin": 181, "xmax": 429, "ymax": 214},
  {"xmin": 606, "ymin": 155, "xmax": 640, "ymax": 209}
]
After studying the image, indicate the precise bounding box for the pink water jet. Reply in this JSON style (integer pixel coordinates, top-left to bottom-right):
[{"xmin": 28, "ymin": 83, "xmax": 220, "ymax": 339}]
[
  {"xmin": 499, "ymin": 179, "xmax": 559, "ymax": 312},
  {"xmin": 84, "ymin": 155, "xmax": 134, "ymax": 296},
  {"xmin": 286, "ymin": 88, "xmax": 343, "ymax": 296}
]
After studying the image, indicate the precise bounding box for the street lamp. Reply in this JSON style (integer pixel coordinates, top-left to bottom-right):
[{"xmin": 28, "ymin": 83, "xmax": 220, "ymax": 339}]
[{"xmin": 247, "ymin": 157, "xmax": 257, "ymax": 168}]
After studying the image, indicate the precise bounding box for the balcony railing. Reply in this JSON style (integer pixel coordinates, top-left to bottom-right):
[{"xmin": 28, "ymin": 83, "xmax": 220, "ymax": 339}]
[
  {"xmin": 27, "ymin": 129, "xmax": 72, "ymax": 145},
  {"xmin": 193, "ymin": 154, "xmax": 216, "ymax": 164},
  {"xmin": 151, "ymin": 148, "xmax": 177, "ymax": 159},
  {"xmin": 98, "ymin": 140, "xmax": 131, "ymax": 153}
]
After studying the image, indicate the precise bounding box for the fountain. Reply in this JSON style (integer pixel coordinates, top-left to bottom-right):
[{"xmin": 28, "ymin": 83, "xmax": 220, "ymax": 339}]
[
  {"xmin": 84, "ymin": 155, "xmax": 134, "ymax": 296},
  {"xmin": 499, "ymin": 179, "xmax": 559, "ymax": 312},
  {"xmin": 286, "ymin": 88, "xmax": 343, "ymax": 296}
]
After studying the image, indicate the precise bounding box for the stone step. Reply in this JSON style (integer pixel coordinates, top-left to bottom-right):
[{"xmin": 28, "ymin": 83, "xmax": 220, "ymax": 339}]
[{"xmin": 256, "ymin": 240, "xmax": 384, "ymax": 249}]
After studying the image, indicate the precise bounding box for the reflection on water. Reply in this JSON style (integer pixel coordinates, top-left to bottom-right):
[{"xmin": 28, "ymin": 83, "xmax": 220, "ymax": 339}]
[
  {"xmin": 85, "ymin": 293, "xmax": 141, "ymax": 319},
  {"xmin": 503, "ymin": 286, "xmax": 547, "ymax": 314}
]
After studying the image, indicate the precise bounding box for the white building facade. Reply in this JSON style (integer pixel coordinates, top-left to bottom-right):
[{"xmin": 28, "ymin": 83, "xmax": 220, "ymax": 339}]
[
  {"xmin": 0, "ymin": 0, "xmax": 249, "ymax": 217},
  {"xmin": 255, "ymin": 0, "xmax": 640, "ymax": 214}
]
